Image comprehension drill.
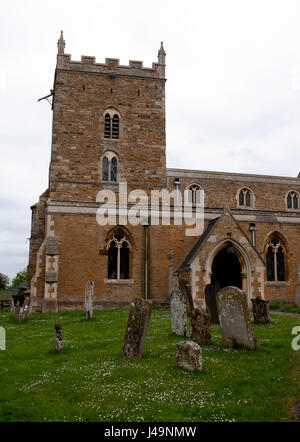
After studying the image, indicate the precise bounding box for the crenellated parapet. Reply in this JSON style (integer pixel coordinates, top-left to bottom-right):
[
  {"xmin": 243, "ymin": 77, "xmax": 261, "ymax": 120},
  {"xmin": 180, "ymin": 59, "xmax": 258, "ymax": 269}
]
[{"xmin": 56, "ymin": 31, "xmax": 166, "ymax": 79}]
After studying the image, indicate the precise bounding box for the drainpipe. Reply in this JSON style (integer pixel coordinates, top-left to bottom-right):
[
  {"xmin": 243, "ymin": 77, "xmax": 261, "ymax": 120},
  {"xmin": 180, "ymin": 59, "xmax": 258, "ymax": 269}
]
[{"xmin": 143, "ymin": 219, "xmax": 149, "ymax": 300}]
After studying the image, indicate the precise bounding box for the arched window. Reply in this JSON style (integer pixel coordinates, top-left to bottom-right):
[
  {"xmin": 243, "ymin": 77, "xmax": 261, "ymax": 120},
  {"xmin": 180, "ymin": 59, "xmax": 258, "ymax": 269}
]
[
  {"xmin": 265, "ymin": 235, "xmax": 286, "ymax": 281},
  {"xmin": 107, "ymin": 229, "xmax": 131, "ymax": 280},
  {"xmin": 187, "ymin": 184, "xmax": 202, "ymax": 204},
  {"xmin": 102, "ymin": 152, "xmax": 118, "ymax": 182},
  {"xmin": 238, "ymin": 188, "xmax": 253, "ymax": 207},
  {"xmin": 104, "ymin": 111, "xmax": 120, "ymax": 139},
  {"xmin": 286, "ymin": 191, "xmax": 299, "ymax": 210}
]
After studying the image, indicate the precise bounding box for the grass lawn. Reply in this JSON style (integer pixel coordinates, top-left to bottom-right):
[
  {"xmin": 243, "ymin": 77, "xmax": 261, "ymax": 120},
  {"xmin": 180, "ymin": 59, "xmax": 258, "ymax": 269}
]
[{"xmin": 0, "ymin": 308, "xmax": 299, "ymax": 422}]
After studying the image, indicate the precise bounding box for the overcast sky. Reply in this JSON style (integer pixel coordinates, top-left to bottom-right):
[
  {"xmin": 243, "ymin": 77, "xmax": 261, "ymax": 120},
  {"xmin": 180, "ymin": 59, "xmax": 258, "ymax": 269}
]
[{"xmin": 1, "ymin": 0, "xmax": 300, "ymax": 281}]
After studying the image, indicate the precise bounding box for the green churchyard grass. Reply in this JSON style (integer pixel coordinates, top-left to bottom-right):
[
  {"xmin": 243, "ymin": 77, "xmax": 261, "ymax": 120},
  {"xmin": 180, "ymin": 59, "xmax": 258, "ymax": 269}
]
[{"xmin": 0, "ymin": 308, "xmax": 299, "ymax": 422}]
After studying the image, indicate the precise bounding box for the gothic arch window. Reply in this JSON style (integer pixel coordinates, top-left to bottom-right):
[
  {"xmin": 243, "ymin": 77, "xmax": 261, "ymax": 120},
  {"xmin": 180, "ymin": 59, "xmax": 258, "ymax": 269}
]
[
  {"xmin": 265, "ymin": 234, "xmax": 287, "ymax": 282},
  {"xmin": 237, "ymin": 187, "xmax": 254, "ymax": 208},
  {"xmin": 186, "ymin": 184, "xmax": 203, "ymax": 204},
  {"xmin": 104, "ymin": 110, "xmax": 120, "ymax": 139},
  {"xmin": 107, "ymin": 228, "xmax": 131, "ymax": 280},
  {"xmin": 286, "ymin": 191, "xmax": 299, "ymax": 210},
  {"xmin": 101, "ymin": 151, "xmax": 118, "ymax": 182}
]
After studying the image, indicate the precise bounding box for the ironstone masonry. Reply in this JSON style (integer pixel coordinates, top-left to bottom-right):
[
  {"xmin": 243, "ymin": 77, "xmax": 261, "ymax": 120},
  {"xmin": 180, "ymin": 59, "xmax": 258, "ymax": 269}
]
[{"xmin": 28, "ymin": 33, "xmax": 300, "ymax": 312}]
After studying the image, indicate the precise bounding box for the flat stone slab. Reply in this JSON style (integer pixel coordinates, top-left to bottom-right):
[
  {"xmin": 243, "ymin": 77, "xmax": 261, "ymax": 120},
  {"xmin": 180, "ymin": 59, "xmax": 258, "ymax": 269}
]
[
  {"xmin": 176, "ymin": 341, "xmax": 202, "ymax": 372},
  {"xmin": 216, "ymin": 286, "xmax": 257, "ymax": 350},
  {"xmin": 169, "ymin": 290, "xmax": 187, "ymax": 336},
  {"xmin": 121, "ymin": 298, "xmax": 152, "ymax": 359}
]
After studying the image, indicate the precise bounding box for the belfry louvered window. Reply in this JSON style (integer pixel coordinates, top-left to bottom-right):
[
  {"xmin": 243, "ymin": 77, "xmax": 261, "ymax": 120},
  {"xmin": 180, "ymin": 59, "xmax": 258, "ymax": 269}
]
[{"xmin": 104, "ymin": 112, "xmax": 120, "ymax": 139}]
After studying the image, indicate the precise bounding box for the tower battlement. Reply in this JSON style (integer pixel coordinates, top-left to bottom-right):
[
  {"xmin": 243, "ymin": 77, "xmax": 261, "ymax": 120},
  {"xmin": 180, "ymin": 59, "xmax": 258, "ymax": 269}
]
[{"xmin": 56, "ymin": 31, "xmax": 166, "ymax": 80}]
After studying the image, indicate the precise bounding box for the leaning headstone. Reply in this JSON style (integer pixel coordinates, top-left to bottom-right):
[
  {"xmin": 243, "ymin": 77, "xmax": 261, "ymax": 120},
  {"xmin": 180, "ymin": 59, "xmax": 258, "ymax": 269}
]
[
  {"xmin": 216, "ymin": 286, "xmax": 257, "ymax": 350},
  {"xmin": 54, "ymin": 323, "xmax": 63, "ymax": 353},
  {"xmin": 190, "ymin": 308, "xmax": 212, "ymax": 345},
  {"xmin": 176, "ymin": 341, "xmax": 202, "ymax": 372},
  {"xmin": 84, "ymin": 280, "xmax": 94, "ymax": 320},
  {"xmin": 205, "ymin": 282, "xmax": 220, "ymax": 324},
  {"xmin": 179, "ymin": 278, "xmax": 194, "ymax": 316},
  {"xmin": 251, "ymin": 296, "xmax": 270, "ymax": 323},
  {"xmin": 121, "ymin": 298, "xmax": 152, "ymax": 359},
  {"xmin": 169, "ymin": 290, "xmax": 187, "ymax": 336}
]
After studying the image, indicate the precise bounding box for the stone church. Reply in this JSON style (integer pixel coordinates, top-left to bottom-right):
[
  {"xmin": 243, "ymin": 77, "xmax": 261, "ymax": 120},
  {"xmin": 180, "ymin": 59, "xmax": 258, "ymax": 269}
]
[{"xmin": 27, "ymin": 32, "xmax": 300, "ymax": 312}]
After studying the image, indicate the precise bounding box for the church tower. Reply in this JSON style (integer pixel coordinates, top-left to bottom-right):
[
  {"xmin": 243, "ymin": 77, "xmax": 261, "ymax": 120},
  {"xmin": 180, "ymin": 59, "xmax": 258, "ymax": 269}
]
[{"xmin": 49, "ymin": 32, "xmax": 167, "ymax": 202}]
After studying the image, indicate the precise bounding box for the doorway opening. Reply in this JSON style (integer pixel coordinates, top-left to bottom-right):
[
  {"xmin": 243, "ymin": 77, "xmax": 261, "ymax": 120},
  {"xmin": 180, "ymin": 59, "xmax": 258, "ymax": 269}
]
[{"xmin": 211, "ymin": 243, "xmax": 242, "ymax": 289}]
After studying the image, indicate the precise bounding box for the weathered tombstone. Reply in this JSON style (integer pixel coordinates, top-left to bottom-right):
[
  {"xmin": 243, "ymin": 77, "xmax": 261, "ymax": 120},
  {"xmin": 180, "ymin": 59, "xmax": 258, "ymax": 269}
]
[
  {"xmin": 54, "ymin": 323, "xmax": 63, "ymax": 353},
  {"xmin": 251, "ymin": 296, "xmax": 270, "ymax": 323},
  {"xmin": 121, "ymin": 298, "xmax": 152, "ymax": 358},
  {"xmin": 216, "ymin": 286, "xmax": 257, "ymax": 350},
  {"xmin": 179, "ymin": 278, "xmax": 194, "ymax": 316},
  {"xmin": 167, "ymin": 249, "xmax": 178, "ymax": 294},
  {"xmin": 169, "ymin": 290, "xmax": 187, "ymax": 336},
  {"xmin": 10, "ymin": 296, "xmax": 32, "ymax": 325},
  {"xmin": 205, "ymin": 282, "xmax": 220, "ymax": 324},
  {"xmin": 190, "ymin": 308, "xmax": 212, "ymax": 345},
  {"xmin": 176, "ymin": 341, "xmax": 202, "ymax": 372},
  {"xmin": 84, "ymin": 280, "xmax": 94, "ymax": 320}
]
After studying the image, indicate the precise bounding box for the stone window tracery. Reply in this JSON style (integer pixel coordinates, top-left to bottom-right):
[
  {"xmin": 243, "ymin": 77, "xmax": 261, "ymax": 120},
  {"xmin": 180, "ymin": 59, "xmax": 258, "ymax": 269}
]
[
  {"xmin": 101, "ymin": 151, "xmax": 118, "ymax": 182},
  {"xmin": 238, "ymin": 188, "xmax": 252, "ymax": 207},
  {"xmin": 104, "ymin": 110, "xmax": 120, "ymax": 139},
  {"xmin": 266, "ymin": 236, "xmax": 286, "ymax": 282},
  {"xmin": 286, "ymin": 191, "xmax": 299, "ymax": 210},
  {"xmin": 187, "ymin": 184, "xmax": 202, "ymax": 204},
  {"xmin": 107, "ymin": 229, "xmax": 131, "ymax": 280}
]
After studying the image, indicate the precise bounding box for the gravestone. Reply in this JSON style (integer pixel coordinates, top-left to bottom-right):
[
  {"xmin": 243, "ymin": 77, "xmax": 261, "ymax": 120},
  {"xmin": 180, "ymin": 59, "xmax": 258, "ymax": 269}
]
[
  {"xmin": 121, "ymin": 298, "xmax": 152, "ymax": 358},
  {"xmin": 169, "ymin": 290, "xmax": 187, "ymax": 336},
  {"xmin": 216, "ymin": 286, "xmax": 257, "ymax": 350},
  {"xmin": 10, "ymin": 297, "xmax": 32, "ymax": 325},
  {"xmin": 179, "ymin": 278, "xmax": 194, "ymax": 316},
  {"xmin": 176, "ymin": 341, "xmax": 202, "ymax": 372},
  {"xmin": 205, "ymin": 282, "xmax": 220, "ymax": 324},
  {"xmin": 251, "ymin": 296, "xmax": 270, "ymax": 323},
  {"xmin": 54, "ymin": 323, "xmax": 63, "ymax": 353},
  {"xmin": 84, "ymin": 280, "xmax": 94, "ymax": 320},
  {"xmin": 190, "ymin": 308, "xmax": 212, "ymax": 345}
]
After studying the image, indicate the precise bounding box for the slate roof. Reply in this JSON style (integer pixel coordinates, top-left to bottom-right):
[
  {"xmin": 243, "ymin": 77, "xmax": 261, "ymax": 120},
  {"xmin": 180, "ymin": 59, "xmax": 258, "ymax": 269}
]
[{"xmin": 177, "ymin": 216, "xmax": 220, "ymax": 272}]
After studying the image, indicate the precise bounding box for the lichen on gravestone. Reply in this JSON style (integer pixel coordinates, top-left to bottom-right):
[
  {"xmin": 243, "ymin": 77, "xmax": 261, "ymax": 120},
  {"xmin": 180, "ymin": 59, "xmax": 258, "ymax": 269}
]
[
  {"xmin": 176, "ymin": 341, "xmax": 202, "ymax": 372},
  {"xmin": 54, "ymin": 323, "xmax": 63, "ymax": 353},
  {"xmin": 121, "ymin": 298, "xmax": 152, "ymax": 358}
]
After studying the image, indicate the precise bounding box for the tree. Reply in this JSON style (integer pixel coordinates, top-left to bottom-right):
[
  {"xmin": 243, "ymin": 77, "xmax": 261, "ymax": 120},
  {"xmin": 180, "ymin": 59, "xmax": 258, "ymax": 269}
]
[
  {"xmin": 0, "ymin": 273, "xmax": 10, "ymax": 290},
  {"xmin": 11, "ymin": 270, "xmax": 27, "ymax": 289}
]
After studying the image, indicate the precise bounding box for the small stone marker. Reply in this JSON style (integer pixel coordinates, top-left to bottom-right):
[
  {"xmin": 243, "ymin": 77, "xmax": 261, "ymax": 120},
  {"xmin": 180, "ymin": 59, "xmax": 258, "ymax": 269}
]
[
  {"xmin": 205, "ymin": 282, "xmax": 220, "ymax": 324},
  {"xmin": 169, "ymin": 290, "xmax": 187, "ymax": 336},
  {"xmin": 54, "ymin": 323, "xmax": 63, "ymax": 353},
  {"xmin": 84, "ymin": 280, "xmax": 94, "ymax": 320},
  {"xmin": 121, "ymin": 298, "xmax": 152, "ymax": 359},
  {"xmin": 179, "ymin": 278, "xmax": 194, "ymax": 316},
  {"xmin": 251, "ymin": 296, "xmax": 270, "ymax": 323},
  {"xmin": 216, "ymin": 286, "xmax": 257, "ymax": 350},
  {"xmin": 176, "ymin": 341, "xmax": 202, "ymax": 372},
  {"xmin": 190, "ymin": 308, "xmax": 212, "ymax": 345}
]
